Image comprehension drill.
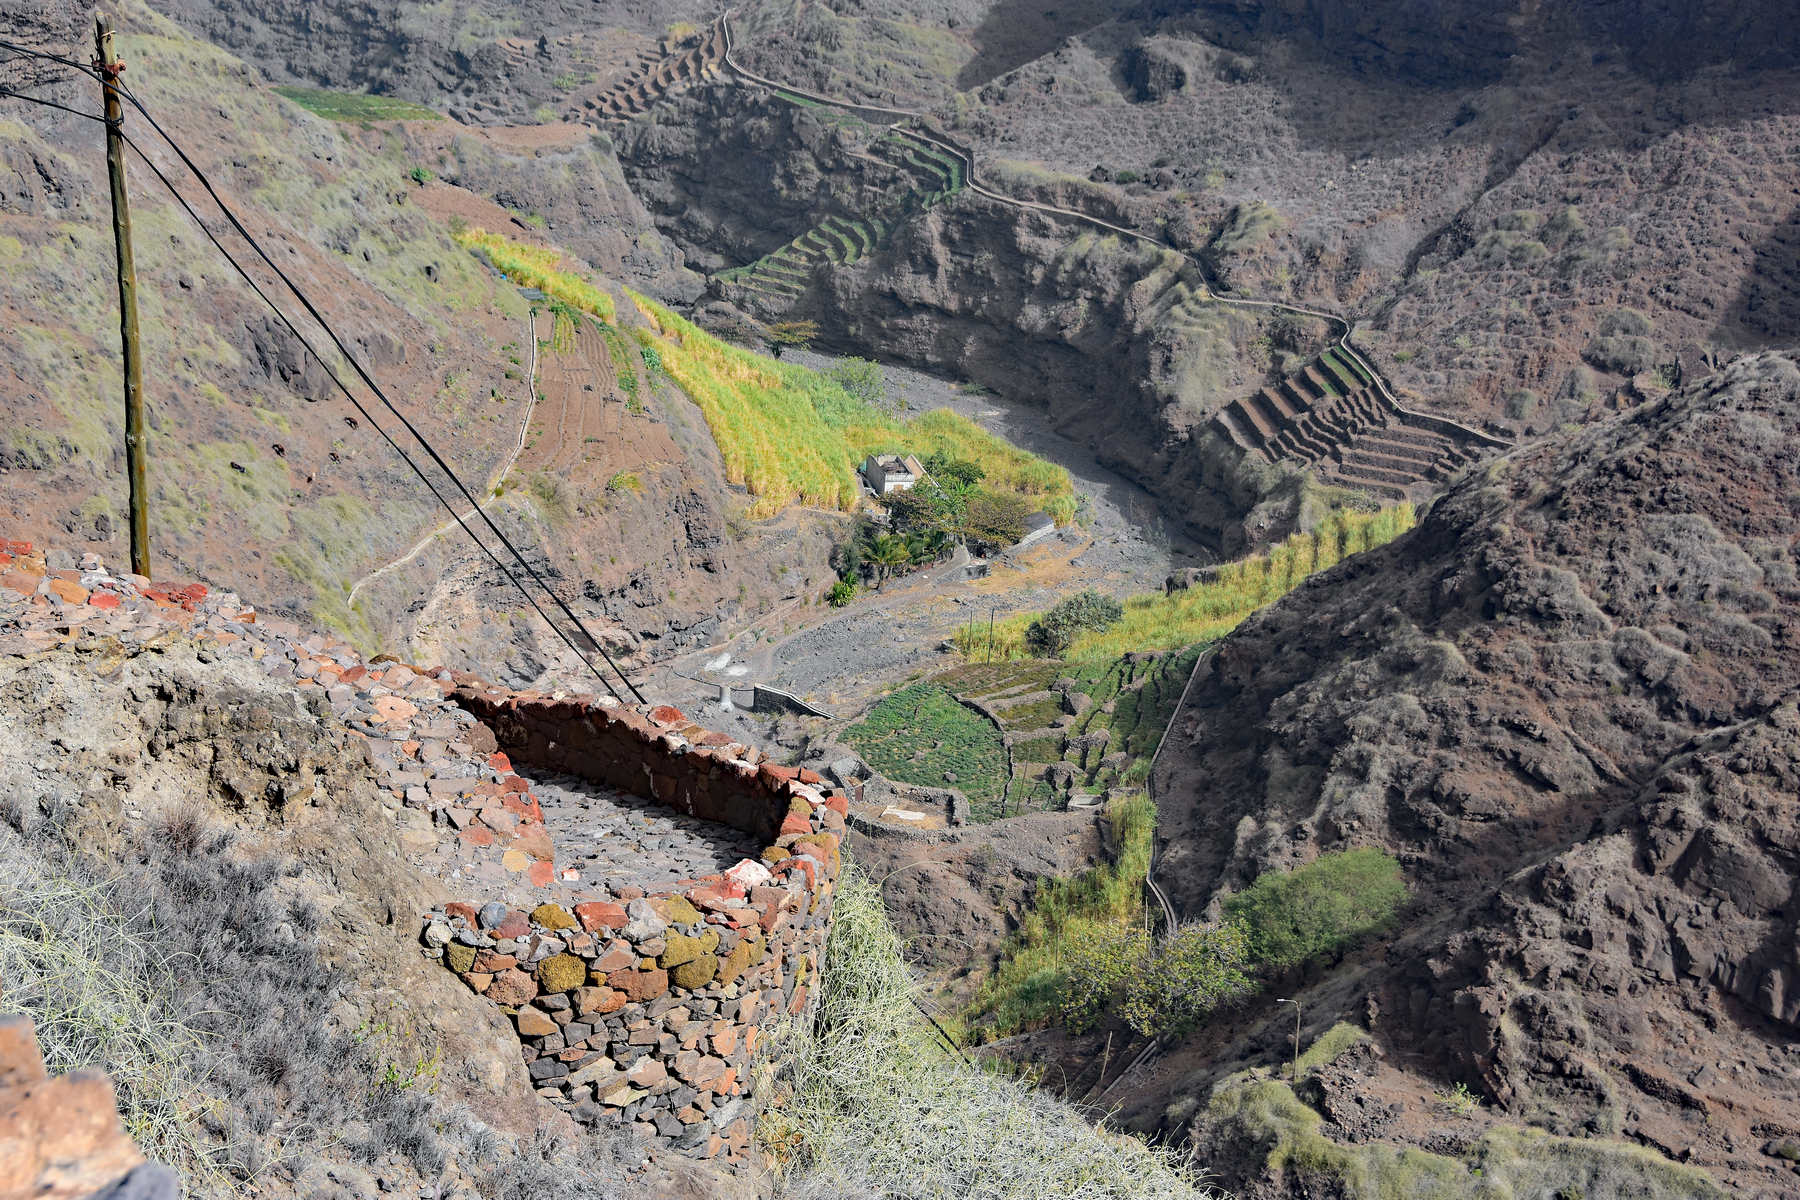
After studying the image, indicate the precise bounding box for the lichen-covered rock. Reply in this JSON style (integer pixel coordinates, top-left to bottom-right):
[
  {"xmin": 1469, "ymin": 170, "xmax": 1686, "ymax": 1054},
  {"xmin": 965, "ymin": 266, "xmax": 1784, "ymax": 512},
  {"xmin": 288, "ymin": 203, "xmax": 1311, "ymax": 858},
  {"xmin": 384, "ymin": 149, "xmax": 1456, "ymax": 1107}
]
[
  {"xmin": 530, "ymin": 903, "xmax": 577, "ymax": 932},
  {"xmin": 535, "ymin": 953, "xmax": 587, "ymax": 993},
  {"xmin": 444, "ymin": 942, "xmax": 477, "ymax": 974},
  {"xmin": 670, "ymin": 953, "xmax": 719, "ymax": 990}
]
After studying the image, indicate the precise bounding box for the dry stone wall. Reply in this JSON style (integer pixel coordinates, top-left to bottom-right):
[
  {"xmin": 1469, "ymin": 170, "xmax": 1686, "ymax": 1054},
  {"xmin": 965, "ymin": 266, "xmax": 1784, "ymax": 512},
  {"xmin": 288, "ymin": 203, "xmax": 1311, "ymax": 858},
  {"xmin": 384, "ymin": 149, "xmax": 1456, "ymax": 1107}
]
[
  {"xmin": 1, "ymin": 534, "xmax": 846, "ymax": 1170},
  {"xmin": 428, "ymin": 686, "xmax": 848, "ymax": 1164}
]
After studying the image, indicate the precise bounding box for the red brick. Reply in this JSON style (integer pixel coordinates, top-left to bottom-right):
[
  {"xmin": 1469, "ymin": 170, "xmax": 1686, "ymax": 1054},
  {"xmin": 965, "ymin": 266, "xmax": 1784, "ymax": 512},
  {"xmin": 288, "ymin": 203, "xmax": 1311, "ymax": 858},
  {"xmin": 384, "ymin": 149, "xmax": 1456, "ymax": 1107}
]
[
  {"xmin": 824, "ymin": 792, "xmax": 849, "ymax": 817},
  {"xmin": 493, "ymin": 912, "xmax": 531, "ymax": 940},
  {"xmin": 472, "ymin": 950, "xmax": 518, "ymax": 972},
  {"xmin": 779, "ymin": 811, "xmax": 811, "ymax": 837}
]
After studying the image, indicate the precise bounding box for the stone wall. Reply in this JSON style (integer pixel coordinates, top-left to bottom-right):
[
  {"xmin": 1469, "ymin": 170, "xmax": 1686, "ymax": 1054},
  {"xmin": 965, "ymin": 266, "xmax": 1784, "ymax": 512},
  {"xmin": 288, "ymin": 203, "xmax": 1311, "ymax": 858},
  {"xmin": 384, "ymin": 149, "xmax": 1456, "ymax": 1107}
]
[{"xmin": 424, "ymin": 685, "xmax": 847, "ymax": 1165}]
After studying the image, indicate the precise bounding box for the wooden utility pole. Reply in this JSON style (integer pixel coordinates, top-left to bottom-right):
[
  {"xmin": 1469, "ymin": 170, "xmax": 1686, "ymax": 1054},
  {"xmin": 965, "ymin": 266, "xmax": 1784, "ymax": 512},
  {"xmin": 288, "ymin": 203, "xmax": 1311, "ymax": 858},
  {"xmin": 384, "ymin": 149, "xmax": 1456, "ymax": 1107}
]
[{"xmin": 95, "ymin": 14, "xmax": 149, "ymax": 578}]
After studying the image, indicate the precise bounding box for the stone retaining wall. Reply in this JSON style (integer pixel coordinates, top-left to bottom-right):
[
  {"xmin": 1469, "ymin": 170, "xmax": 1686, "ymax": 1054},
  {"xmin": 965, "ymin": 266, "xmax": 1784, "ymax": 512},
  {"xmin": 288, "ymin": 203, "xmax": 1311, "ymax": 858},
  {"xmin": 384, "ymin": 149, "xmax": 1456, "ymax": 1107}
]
[{"xmin": 424, "ymin": 686, "xmax": 847, "ymax": 1165}]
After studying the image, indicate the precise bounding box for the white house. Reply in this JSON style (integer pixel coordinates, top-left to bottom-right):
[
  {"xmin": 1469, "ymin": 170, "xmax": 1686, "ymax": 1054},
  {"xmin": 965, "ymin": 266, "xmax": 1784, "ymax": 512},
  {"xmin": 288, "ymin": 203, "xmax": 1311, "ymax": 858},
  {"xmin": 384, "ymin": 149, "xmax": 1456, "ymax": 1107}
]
[{"xmin": 861, "ymin": 453, "xmax": 925, "ymax": 494}]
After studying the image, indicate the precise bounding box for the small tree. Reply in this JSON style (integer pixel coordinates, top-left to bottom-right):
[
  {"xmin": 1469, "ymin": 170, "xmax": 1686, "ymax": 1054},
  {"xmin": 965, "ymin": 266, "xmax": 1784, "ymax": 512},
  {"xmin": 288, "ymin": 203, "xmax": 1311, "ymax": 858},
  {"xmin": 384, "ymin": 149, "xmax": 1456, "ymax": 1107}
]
[
  {"xmin": 866, "ymin": 534, "xmax": 912, "ymax": 589},
  {"xmin": 766, "ymin": 320, "xmax": 819, "ymax": 360},
  {"xmin": 825, "ymin": 357, "xmax": 886, "ymax": 409},
  {"xmin": 960, "ymin": 489, "xmax": 1032, "ymax": 554},
  {"xmin": 1120, "ymin": 921, "xmax": 1255, "ymax": 1037},
  {"xmin": 825, "ymin": 579, "xmax": 857, "ymax": 607},
  {"xmin": 924, "ymin": 450, "xmax": 985, "ymax": 489},
  {"xmin": 1059, "ymin": 924, "xmax": 1149, "ymax": 1034}
]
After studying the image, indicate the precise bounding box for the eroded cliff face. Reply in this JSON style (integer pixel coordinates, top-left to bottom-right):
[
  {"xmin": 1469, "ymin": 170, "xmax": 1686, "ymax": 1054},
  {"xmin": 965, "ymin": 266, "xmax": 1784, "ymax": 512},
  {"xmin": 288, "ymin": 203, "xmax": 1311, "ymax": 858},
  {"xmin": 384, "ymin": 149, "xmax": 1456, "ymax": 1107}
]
[
  {"xmin": 142, "ymin": 0, "xmax": 715, "ymax": 122},
  {"xmin": 617, "ymin": 90, "xmax": 1292, "ymax": 553},
  {"xmin": 1152, "ymin": 352, "xmax": 1800, "ymax": 1191}
]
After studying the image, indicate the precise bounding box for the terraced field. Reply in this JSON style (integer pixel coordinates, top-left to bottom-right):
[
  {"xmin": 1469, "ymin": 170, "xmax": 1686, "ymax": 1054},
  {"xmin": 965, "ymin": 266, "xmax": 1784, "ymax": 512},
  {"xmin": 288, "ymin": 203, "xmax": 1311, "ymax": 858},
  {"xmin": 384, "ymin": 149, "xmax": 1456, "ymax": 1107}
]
[
  {"xmin": 715, "ymin": 127, "xmax": 967, "ymax": 311},
  {"xmin": 568, "ymin": 17, "xmax": 726, "ymax": 123},
  {"xmin": 930, "ymin": 648, "xmax": 1201, "ymax": 818},
  {"xmin": 1213, "ymin": 351, "xmax": 1494, "ymax": 500}
]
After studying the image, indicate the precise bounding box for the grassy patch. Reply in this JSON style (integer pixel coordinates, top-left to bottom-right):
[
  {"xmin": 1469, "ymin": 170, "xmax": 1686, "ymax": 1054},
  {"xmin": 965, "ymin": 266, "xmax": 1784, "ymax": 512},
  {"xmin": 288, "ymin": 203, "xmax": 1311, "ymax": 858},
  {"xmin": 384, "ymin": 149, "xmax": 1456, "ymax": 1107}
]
[
  {"xmin": 845, "ymin": 684, "xmax": 1007, "ymax": 817},
  {"xmin": 1224, "ymin": 848, "xmax": 1408, "ymax": 970},
  {"xmin": 456, "ymin": 228, "xmax": 616, "ymax": 321},
  {"xmin": 630, "ymin": 293, "xmax": 1075, "ymax": 520},
  {"xmin": 963, "ymin": 793, "xmax": 1156, "ymax": 1040},
  {"xmin": 1204, "ymin": 1072, "xmax": 1724, "ymax": 1199},
  {"xmin": 272, "ymin": 86, "xmax": 439, "ymax": 122},
  {"xmin": 956, "ymin": 504, "xmax": 1416, "ymax": 661},
  {"xmin": 763, "ymin": 860, "xmax": 1205, "ymax": 1199}
]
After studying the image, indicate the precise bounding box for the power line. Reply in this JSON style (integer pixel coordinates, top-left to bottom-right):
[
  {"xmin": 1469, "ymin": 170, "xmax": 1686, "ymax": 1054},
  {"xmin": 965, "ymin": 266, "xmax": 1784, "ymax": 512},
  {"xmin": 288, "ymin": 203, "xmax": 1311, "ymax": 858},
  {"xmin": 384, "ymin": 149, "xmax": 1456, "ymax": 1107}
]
[
  {"xmin": 0, "ymin": 81, "xmax": 105, "ymax": 123},
  {"xmin": 0, "ymin": 32, "xmax": 645, "ymax": 703},
  {"xmin": 109, "ymin": 76, "xmax": 647, "ymax": 704},
  {"xmin": 116, "ymin": 129, "xmax": 635, "ymax": 705}
]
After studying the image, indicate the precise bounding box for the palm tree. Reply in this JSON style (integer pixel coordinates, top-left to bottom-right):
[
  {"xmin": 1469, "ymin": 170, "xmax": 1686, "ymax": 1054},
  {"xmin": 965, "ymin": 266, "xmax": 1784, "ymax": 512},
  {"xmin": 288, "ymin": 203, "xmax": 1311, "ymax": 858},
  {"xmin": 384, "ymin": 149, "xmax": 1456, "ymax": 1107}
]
[{"xmin": 867, "ymin": 534, "xmax": 911, "ymax": 589}]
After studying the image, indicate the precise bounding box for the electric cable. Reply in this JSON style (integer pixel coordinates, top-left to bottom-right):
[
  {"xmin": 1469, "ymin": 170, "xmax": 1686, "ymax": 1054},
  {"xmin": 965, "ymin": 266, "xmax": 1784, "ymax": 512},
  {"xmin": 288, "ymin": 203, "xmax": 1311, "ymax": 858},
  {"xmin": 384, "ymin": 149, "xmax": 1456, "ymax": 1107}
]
[
  {"xmin": 112, "ymin": 134, "xmax": 637, "ymax": 705},
  {"xmin": 0, "ymin": 81, "xmax": 105, "ymax": 122},
  {"xmin": 115, "ymin": 129, "xmax": 633, "ymax": 703},
  {"xmin": 5, "ymin": 33, "xmax": 647, "ymax": 702},
  {"xmin": 110, "ymin": 77, "xmax": 648, "ymax": 703}
]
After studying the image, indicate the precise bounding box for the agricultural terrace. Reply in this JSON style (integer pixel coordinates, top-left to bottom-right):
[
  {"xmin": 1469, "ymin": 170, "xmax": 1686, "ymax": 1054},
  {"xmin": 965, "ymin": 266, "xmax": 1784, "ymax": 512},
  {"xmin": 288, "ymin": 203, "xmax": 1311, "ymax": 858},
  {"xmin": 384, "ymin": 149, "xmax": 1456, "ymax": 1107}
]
[
  {"xmin": 629, "ymin": 293, "xmax": 1076, "ymax": 519},
  {"xmin": 955, "ymin": 503, "xmax": 1417, "ymax": 661},
  {"xmin": 843, "ymin": 683, "xmax": 1007, "ymax": 818},
  {"xmin": 273, "ymin": 86, "xmax": 440, "ymax": 122}
]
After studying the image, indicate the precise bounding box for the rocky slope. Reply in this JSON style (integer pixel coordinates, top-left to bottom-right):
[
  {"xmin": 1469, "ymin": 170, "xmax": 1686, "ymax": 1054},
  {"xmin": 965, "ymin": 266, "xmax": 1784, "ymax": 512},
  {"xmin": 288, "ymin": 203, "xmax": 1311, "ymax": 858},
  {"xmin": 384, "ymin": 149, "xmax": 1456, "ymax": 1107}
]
[
  {"xmin": 131, "ymin": 0, "xmax": 1800, "ymax": 553},
  {"xmin": 1150, "ymin": 352, "xmax": 1800, "ymax": 1194},
  {"xmin": 1, "ymin": 2, "xmax": 841, "ymax": 687}
]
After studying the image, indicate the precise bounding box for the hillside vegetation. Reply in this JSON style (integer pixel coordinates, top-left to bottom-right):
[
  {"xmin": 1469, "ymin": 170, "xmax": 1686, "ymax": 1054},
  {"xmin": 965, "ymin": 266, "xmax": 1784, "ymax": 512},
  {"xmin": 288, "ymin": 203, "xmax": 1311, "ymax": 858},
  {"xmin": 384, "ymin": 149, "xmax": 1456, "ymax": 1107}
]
[
  {"xmin": 764, "ymin": 861, "xmax": 1206, "ymax": 1199},
  {"xmin": 956, "ymin": 504, "xmax": 1416, "ymax": 661},
  {"xmin": 630, "ymin": 294, "xmax": 1076, "ymax": 518},
  {"xmin": 455, "ymin": 228, "xmax": 1075, "ymax": 520}
]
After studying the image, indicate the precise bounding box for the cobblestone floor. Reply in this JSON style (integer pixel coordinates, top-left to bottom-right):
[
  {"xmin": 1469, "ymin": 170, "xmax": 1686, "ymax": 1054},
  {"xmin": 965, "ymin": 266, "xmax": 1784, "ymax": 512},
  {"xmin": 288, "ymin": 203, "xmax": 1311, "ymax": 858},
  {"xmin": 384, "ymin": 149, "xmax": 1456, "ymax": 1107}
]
[{"xmin": 527, "ymin": 769, "xmax": 765, "ymax": 894}]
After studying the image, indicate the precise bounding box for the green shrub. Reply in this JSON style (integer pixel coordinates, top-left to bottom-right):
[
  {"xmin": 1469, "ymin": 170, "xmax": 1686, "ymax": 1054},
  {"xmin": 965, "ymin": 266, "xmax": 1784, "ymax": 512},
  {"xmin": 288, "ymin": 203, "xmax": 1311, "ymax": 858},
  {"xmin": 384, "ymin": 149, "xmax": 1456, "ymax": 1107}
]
[
  {"xmin": 1224, "ymin": 848, "xmax": 1407, "ymax": 970},
  {"xmin": 823, "ymin": 357, "xmax": 886, "ymax": 410},
  {"xmin": 825, "ymin": 579, "xmax": 857, "ymax": 607},
  {"xmin": 1026, "ymin": 590, "xmax": 1124, "ymax": 657},
  {"xmin": 1060, "ymin": 920, "xmax": 1254, "ymax": 1038},
  {"xmin": 1057, "ymin": 924, "xmax": 1148, "ymax": 1034},
  {"xmin": 407, "ymin": 165, "xmax": 433, "ymax": 185},
  {"xmin": 1120, "ymin": 921, "xmax": 1255, "ymax": 1037}
]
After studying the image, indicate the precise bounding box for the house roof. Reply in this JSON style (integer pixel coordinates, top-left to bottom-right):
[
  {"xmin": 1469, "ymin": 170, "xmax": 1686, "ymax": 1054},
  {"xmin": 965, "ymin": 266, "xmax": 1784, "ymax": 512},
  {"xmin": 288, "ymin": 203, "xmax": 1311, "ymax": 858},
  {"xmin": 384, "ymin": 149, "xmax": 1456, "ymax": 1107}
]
[{"xmin": 868, "ymin": 453, "xmax": 923, "ymax": 476}]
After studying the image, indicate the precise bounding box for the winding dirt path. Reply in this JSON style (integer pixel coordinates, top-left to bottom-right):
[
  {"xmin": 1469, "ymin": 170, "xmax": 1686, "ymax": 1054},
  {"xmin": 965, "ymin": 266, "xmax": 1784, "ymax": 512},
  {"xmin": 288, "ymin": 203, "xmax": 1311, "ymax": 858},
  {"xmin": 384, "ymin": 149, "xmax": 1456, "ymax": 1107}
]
[{"xmin": 346, "ymin": 310, "xmax": 542, "ymax": 609}]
